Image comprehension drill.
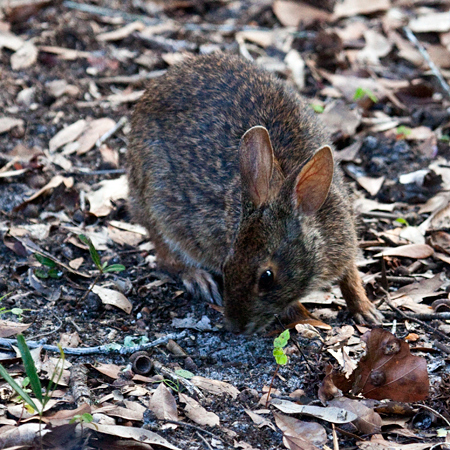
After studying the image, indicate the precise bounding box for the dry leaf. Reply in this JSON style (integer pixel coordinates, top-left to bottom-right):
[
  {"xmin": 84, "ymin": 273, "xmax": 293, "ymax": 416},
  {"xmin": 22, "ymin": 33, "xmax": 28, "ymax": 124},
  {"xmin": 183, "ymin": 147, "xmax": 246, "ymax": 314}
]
[
  {"xmin": 97, "ymin": 21, "xmax": 145, "ymax": 41},
  {"xmin": 376, "ymin": 244, "xmax": 434, "ymax": 258},
  {"xmin": 409, "ymin": 12, "xmax": 450, "ymax": 33},
  {"xmin": 76, "ymin": 118, "xmax": 116, "ymax": 155},
  {"xmin": 179, "ymin": 393, "xmax": 220, "ymax": 427},
  {"xmin": 191, "ymin": 376, "xmax": 240, "ymax": 399},
  {"xmin": 0, "ymin": 117, "xmax": 24, "ymax": 134},
  {"xmin": 356, "ymin": 176, "xmax": 385, "ymax": 196},
  {"xmin": 85, "ymin": 424, "xmax": 181, "ymax": 450},
  {"xmin": 245, "ymin": 409, "xmax": 276, "ymax": 431},
  {"xmin": 334, "ymin": 0, "xmax": 391, "ymax": 18},
  {"xmin": 270, "ymin": 399, "xmax": 357, "ymax": 423},
  {"xmin": 148, "ymin": 383, "xmax": 178, "ymax": 427},
  {"xmin": 85, "ymin": 175, "xmax": 128, "ymax": 216},
  {"xmin": 49, "ymin": 119, "xmax": 86, "ymax": 152},
  {"xmin": 329, "ymin": 397, "xmax": 382, "ymax": 435},
  {"xmin": 352, "ymin": 328, "xmax": 429, "ymax": 402},
  {"xmin": 274, "ymin": 412, "xmax": 327, "ymax": 448},
  {"xmin": 23, "ymin": 175, "xmax": 73, "ymax": 204},
  {"xmin": 11, "ymin": 41, "xmax": 37, "ymax": 70},
  {"xmin": 91, "ymin": 286, "xmax": 132, "ymax": 314},
  {"xmin": 0, "ymin": 319, "xmax": 31, "ymax": 338},
  {"xmin": 273, "ymin": 1, "xmax": 330, "ymax": 27},
  {"xmin": 320, "ymin": 100, "xmax": 361, "ymax": 137}
]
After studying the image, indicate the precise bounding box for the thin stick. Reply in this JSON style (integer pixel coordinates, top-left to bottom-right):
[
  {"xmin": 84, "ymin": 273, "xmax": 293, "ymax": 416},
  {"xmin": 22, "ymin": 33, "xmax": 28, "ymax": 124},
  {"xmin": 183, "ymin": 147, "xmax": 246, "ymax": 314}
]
[
  {"xmin": 403, "ymin": 26, "xmax": 450, "ymax": 99},
  {"xmin": 0, "ymin": 332, "xmax": 187, "ymax": 355}
]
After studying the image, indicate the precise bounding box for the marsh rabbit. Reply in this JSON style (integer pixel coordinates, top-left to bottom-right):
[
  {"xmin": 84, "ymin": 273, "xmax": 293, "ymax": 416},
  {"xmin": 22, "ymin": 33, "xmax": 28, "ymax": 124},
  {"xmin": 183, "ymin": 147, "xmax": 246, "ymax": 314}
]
[{"xmin": 127, "ymin": 54, "xmax": 382, "ymax": 333}]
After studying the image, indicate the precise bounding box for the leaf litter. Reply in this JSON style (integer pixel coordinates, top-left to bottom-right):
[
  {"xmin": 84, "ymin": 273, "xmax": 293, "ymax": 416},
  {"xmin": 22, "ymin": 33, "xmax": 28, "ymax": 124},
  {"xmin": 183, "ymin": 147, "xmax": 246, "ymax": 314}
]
[{"xmin": 1, "ymin": 0, "xmax": 450, "ymax": 449}]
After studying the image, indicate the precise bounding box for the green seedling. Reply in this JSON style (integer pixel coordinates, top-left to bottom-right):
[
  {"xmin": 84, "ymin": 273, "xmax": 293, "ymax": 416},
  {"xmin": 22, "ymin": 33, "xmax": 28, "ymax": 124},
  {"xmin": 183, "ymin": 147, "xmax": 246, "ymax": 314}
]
[
  {"xmin": 175, "ymin": 369, "xmax": 195, "ymax": 379},
  {"xmin": 34, "ymin": 254, "xmax": 63, "ymax": 279},
  {"xmin": 78, "ymin": 234, "xmax": 126, "ymax": 304},
  {"xmin": 395, "ymin": 217, "xmax": 410, "ymax": 227},
  {"xmin": 0, "ymin": 293, "xmax": 28, "ymax": 321},
  {"xmin": 266, "ymin": 329, "xmax": 290, "ymax": 406},
  {"xmin": 79, "ymin": 234, "xmax": 125, "ymax": 274},
  {"xmin": 439, "ymin": 135, "xmax": 450, "ymax": 142},
  {"xmin": 70, "ymin": 412, "xmax": 94, "ymax": 425},
  {"xmin": 353, "ymin": 87, "xmax": 378, "ymax": 103},
  {"xmin": 0, "ymin": 334, "xmax": 65, "ymax": 434},
  {"xmin": 123, "ymin": 335, "xmax": 149, "ymax": 347},
  {"xmin": 310, "ymin": 103, "xmax": 324, "ymax": 114},
  {"xmin": 396, "ymin": 125, "xmax": 412, "ymax": 139}
]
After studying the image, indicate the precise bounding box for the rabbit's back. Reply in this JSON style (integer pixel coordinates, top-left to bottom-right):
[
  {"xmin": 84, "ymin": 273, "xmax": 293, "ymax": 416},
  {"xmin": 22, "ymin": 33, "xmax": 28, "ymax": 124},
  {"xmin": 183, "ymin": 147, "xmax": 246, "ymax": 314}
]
[{"xmin": 128, "ymin": 54, "xmax": 330, "ymax": 272}]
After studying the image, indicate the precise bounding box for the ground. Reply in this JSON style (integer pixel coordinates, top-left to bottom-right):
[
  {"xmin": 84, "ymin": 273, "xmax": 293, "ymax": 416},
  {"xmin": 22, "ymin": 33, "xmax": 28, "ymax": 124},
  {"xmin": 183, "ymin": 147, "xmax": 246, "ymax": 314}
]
[{"xmin": 0, "ymin": 0, "xmax": 450, "ymax": 449}]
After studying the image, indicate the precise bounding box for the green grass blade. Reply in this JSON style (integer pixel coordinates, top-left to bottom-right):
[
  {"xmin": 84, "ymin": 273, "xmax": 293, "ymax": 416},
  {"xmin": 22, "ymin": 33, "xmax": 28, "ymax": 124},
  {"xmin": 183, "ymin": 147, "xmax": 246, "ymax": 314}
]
[
  {"xmin": 103, "ymin": 264, "xmax": 125, "ymax": 273},
  {"xmin": 0, "ymin": 364, "xmax": 38, "ymax": 412},
  {"xmin": 79, "ymin": 234, "xmax": 102, "ymax": 271},
  {"xmin": 16, "ymin": 334, "xmax": 43, "ymax": 402}
]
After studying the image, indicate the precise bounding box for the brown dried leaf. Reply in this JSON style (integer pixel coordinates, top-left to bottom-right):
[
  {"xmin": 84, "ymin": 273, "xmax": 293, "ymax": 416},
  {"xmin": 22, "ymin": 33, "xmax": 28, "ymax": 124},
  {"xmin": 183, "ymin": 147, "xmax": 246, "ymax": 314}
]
[
  {"xmin": 377, "ymin": 243, "xmax": 434, "ymax": 259},
  {"xmin": 85, "ymin": 424, "xmax": 181, "ymax": 450},
  {"xmin": 49, "ymin": 119, "xmax": 86, "ymax": 152},
  {"xmin": 11, "ymin": 41, "xmax": 37, "ymax": 70},
  {"xmin": 270, "ymin": 399, "xmax": 357, "ymax": 423},
  {"xmin": 0, "ymin": 319, "xmax": 31, "ymax": 338},
  {"xmin": 85, "ymin": 175, "xmax": 128, "ymax": 217},
  {"xmin": 148, "ymin": 383, "xmax": 178, "ymax": 424},
  {"xmin": 273, "ymin": 1, "xmax": 330, "ymax": 27},
  {"xmin": 274, "ymin": 412, "xmax": 327, "ymax": 448},
  {"xmin": 429, "ymin": 231, "xmax": 450, "ymax": 255},
  {"xmin": 328, "ymin": 397, "xmax": 382, "ymax": 435},
  {"xmin": 191, "ymin": 375, "xmax": 240, "ymax": 399},
  {"xmin": 92, "ymin": 286, "xmax": 132, "ymax": 314},
  {"xmin": 352, "ymin": 328, "xmax": 429, "ymax": 402},
  {"xmin": 76, "ymin": 118, "xmax": 116, "ymax": 155},
  {"xmin": 245, "ymin": 409, "xmax": 275, "ymax": 431},
  {"xmin": 179, "ymin": 393, "xmax": 220, "ymax": 427},
  {"xmin": 0, "ymin": 117, "xmax": 24, "ymax": 134},
  {"xmin": 333, "ymin": 0, "xmax": 390, "ymax": 18}
]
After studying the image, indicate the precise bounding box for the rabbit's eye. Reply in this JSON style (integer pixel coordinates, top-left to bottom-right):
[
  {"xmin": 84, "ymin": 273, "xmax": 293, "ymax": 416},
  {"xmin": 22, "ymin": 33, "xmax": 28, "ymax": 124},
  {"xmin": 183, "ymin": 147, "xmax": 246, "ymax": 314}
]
[{"xmin": 259, "ymin": 269, "xmax": 274, "ymax": 290}]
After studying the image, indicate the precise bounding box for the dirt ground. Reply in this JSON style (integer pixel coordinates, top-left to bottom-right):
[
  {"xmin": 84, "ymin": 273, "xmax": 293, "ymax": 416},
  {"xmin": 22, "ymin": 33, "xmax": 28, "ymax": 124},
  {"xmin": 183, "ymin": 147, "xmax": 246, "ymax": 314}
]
[{"xmin": 1, "ymin": 0, "xmax": 450, "ymax": 449}]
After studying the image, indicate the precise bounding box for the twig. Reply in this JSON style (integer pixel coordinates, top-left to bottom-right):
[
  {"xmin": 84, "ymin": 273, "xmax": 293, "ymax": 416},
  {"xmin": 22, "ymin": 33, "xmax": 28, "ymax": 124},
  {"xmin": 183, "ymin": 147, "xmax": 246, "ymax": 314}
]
[
  {"xmin": 162, "ymin": 420, "xmax": 225, "ymax": 443},
  {"xmin": 379, "ymin": 287, "xmax": 450, "ymax": 341},
  {"xmin": 96, "ymin": 116, "xmax": 128, "ymax": 147},
  {"xmin": 0, "ymin": 331, "xmax": 187, "ymax": 355},
  {"xmin": 63, "ymin": 0, "xmax": 273, "ymax": 33},
  {"xmin": 60, "ymin": 169, "xmax": 126, "ymax": 176},
  {"xmin": 196, "ymin": 431, "xmax": 213, "ymax": 450},
  {"xmin": 403, "ymin": 26, "xmax": 450, "ymax": 99}
]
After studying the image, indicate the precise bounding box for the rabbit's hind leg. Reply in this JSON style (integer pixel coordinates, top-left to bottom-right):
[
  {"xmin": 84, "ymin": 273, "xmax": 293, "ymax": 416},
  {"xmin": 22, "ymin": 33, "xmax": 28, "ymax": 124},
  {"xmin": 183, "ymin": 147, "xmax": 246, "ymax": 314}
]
[{"xmin": 148, "ymin": 227, "xmax": 223, "ymax": 306}]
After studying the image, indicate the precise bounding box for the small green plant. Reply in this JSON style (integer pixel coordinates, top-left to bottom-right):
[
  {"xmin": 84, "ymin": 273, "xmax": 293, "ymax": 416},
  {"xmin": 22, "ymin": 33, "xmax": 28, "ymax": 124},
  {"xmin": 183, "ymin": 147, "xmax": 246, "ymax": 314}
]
[
  {"xmin": 70, "ymin": 412, "xmax": 94, "ymax": 425},
  {"xmin": 34, "ymin": 254, "xmax": 63, "ymax": 279},
  {"xmin": 310, "ymin": 103, "xmax": 324, "ymax": 113},
  {"xmin": 78, "ymin": 234, "xmax": 125, "ymax": 303},
  {"xmin": 0, "ymin": 293, "xmax": 28, "ymax": 321},
  {"xmin": 439, "ymin": 134, "xmax": 450, "ymax": 142},
  {"xmin": 0, "ymin": 334, "xmax": 65, "ymax": 421},
  {"xmin": 273, "ymin": 329, "xmax": 290, "ymax": 365},
  {"xmin": 123, "ymin": 335, "xmax": 149, "ymax": 347},
  {"xmin": 266, "ymin": 329, "xmax": 290, "ymax": 406},
  {"xmin": 353, "ymin": 87, "xmax": 378, "ymax": 103},
  {"xmin": 395, "ymin": 217, "xmax": 410, "ymax": 227},
  {"xmin": 396, "ymin": 125, "xmax": 412, "ymax": 139},
  {"xmin": 79, "ymin": 234, "xmax": 125, "ymax": 274}
]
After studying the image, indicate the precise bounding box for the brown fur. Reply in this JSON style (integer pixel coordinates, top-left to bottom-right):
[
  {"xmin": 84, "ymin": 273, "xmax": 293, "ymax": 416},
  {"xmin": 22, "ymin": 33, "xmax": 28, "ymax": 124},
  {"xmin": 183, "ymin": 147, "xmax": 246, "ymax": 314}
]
[{"xmin": 127, "ymin": 53, "xmax": 382, "ymax": 333}]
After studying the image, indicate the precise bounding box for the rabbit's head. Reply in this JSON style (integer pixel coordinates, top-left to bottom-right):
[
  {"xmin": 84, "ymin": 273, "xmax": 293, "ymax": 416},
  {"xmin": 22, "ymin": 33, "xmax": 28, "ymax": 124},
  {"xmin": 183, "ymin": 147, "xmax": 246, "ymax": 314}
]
[{"xmin": 222, "ymin": 126, "xmax": 334, "ymax": 333}]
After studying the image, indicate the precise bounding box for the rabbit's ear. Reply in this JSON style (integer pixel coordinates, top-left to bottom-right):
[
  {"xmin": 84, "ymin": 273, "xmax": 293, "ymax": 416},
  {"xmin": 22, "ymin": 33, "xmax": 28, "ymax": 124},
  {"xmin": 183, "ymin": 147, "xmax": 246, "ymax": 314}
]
[
  {"xmin": 239, "ymin": 126, "xmax": 274, "ymax": 208},
  {"xmin": 294, "ymin": 145, "xmax": 334, "ymax": 215}
]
